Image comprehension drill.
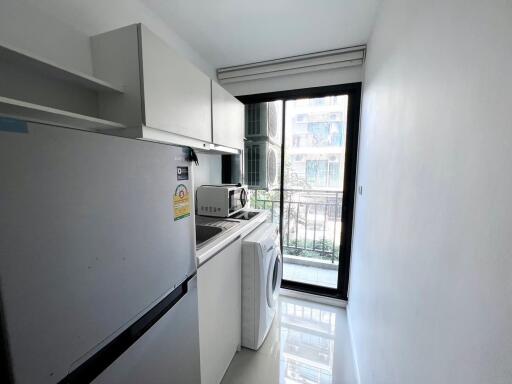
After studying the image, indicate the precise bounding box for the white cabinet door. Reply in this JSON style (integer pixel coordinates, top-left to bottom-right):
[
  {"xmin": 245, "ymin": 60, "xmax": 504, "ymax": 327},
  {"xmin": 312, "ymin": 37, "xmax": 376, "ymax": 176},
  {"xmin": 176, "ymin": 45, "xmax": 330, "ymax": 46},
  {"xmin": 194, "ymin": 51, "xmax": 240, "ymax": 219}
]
[
  {"xmin": 92, "ymin": 279, "xmax": 201, "ymax": 384},
  {"xmin": 140, "ymin": 25, "xmax": 212, "ymax": 143},
  {"xmin": 197, "ymin": 238, "xmax": 242, "ymax": 384},
  {"xmin": 212, "ymin": 81, "xmax": 244, "ymax": 150}
]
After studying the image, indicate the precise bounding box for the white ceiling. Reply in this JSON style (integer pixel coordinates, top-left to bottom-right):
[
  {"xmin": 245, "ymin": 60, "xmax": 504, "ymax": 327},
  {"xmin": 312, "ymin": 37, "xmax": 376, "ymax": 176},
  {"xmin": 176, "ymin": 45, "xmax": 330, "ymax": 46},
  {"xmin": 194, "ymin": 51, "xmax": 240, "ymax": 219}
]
[{"xmin": 141, "ymin": 0, "xmax": 381, "ymax": 68}]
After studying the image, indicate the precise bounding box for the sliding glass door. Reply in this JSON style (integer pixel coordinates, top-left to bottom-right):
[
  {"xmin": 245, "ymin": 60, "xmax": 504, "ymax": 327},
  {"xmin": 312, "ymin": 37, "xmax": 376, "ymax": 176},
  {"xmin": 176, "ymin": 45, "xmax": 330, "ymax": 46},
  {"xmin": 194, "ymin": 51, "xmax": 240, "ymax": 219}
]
[
  {"xmin": 240, "ymin": 83, "xmax": 360, "ymax": 300},
  {"xmin": 281, "ymin": 95, "xmax": 348, "ymax": 289}
]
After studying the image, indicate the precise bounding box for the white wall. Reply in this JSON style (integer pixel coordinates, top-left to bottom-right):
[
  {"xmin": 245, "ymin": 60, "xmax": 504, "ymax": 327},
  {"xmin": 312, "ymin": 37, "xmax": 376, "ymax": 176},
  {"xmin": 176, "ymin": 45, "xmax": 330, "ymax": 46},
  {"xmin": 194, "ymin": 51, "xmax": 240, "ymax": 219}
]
[
  {"xmin": 193, "ymin": 153, "xmax": 222, "ymax": 191},
  {"xmin": 223, "ymin": 66, "xmax": 362, "ymax": 96},
  {"xmin": 0, "ymin": 0, "xmax": 215, "ymax": 78},
  {"xmin": 0, "ymin": 0, "xmax": 93, "ymax": 74},
  {"xmin": 349, "ymin": 1, "xmax": 512, "ymax": 383}
]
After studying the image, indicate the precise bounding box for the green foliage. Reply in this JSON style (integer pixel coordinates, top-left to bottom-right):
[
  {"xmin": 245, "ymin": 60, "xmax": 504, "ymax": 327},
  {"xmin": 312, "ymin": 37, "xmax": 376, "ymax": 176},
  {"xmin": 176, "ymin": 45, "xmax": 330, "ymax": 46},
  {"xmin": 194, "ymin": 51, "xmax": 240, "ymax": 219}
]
[
  {"xmin": 249, "ymin": 188, "xmax": 341, "ymax": 262},
  {"xmin": 284, "ymin": 239, "xmax": 339, "ymax": 262}
]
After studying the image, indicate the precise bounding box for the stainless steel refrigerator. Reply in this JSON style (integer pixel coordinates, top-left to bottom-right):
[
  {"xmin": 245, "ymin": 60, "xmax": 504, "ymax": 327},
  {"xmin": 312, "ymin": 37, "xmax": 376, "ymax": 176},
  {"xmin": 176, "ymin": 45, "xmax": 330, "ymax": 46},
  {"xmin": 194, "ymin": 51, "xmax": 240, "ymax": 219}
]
[{"xmin": 0, "ymin": 121, "xmax": 200, "ymax": 383}]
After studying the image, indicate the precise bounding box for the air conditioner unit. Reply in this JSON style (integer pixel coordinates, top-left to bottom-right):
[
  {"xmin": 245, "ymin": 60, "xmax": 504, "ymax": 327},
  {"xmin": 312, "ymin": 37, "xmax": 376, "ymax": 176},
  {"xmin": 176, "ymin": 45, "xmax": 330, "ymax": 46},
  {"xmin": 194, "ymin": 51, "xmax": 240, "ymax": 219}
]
[
  {"xmin": 245, "ymin": 101, "xmax": 283, "ymax": 145},
  {"xmin": 244, "ymin": 140, "xmax": 281, "ymax": 191}
]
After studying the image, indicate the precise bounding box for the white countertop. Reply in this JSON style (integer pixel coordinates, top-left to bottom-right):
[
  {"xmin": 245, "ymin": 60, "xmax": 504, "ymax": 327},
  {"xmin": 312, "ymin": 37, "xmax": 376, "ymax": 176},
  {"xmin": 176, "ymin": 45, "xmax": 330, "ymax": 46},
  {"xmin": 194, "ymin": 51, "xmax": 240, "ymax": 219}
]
[{"xmin": 195, "ymin": 209, "xmax": 270, "ymax": 267}]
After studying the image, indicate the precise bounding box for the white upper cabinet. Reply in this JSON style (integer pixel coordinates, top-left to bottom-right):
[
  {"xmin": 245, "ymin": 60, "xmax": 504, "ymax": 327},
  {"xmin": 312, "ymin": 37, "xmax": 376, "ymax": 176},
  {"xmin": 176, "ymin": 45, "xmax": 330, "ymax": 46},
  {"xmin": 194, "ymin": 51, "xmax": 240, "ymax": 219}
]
[
  {"xmin": 140, "ymin": 25, "xmax": 212, "ymax": 143},
  {"xmin": 211, "ymin": 81, "xmax": 244, "ymax": 150},
  {"xmin": 91, "ymin": 24, "xmax": 212, "ymax": 148}
]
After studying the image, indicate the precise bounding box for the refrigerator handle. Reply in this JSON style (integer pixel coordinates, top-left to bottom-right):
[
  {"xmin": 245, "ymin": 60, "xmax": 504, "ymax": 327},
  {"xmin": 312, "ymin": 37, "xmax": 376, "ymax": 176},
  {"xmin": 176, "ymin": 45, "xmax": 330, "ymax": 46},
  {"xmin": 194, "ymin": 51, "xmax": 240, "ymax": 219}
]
[{"xmin": 59, "ymin": 274, "xmax": 196, "ymax": 384}]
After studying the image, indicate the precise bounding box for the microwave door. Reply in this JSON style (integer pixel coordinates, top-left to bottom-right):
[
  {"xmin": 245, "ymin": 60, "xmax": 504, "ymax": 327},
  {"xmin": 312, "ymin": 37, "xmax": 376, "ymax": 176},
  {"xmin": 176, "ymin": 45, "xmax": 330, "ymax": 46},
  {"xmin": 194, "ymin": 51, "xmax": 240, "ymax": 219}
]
[
  {"xmin": 228, "ymin": 190, "xmax": 236, "ymax": 214},
  {"xmin": 228, "ymin": 189, "xmax": 246, "ymax": 215}
]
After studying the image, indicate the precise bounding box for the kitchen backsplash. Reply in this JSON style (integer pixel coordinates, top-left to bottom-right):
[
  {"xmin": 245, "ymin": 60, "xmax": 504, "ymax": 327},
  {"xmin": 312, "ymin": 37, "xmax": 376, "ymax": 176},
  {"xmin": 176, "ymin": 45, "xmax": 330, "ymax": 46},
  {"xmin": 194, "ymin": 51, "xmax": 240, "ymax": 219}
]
[{"xmin": 193, "ymin": 152, "xmax": 222, "ymax": 190}]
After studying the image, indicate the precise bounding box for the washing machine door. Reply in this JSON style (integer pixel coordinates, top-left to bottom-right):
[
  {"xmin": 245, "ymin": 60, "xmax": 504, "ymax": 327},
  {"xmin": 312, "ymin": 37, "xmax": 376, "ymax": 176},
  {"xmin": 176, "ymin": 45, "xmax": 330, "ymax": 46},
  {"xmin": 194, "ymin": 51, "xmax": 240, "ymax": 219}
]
[{"xmin": 266, "ymin": 247, "xmax": 282, "ymax": 308}]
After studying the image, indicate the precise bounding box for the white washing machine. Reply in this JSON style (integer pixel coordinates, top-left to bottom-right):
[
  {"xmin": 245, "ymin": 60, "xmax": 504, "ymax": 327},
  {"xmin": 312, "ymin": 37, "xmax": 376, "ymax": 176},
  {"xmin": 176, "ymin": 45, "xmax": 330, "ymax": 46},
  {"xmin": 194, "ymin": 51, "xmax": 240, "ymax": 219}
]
[{"xmin": 241, "ymin": 222, "xmax": 282, "ymax": 350}]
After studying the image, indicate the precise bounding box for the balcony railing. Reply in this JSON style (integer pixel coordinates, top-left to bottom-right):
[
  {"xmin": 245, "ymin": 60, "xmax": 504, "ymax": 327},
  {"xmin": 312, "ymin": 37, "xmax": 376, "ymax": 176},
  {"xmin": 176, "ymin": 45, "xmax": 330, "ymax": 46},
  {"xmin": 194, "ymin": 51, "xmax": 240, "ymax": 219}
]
[{"xmin": 250, "ymin": 189, "xmax": 343, "ymax": 263}]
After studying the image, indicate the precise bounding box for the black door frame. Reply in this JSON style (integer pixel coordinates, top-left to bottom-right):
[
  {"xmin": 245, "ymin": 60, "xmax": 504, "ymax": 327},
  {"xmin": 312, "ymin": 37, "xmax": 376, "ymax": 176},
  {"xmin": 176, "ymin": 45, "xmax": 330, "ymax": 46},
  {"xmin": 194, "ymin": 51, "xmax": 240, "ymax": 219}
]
[{"xmin": 238, "ymin": 82, "xmax": 361, "ymax": 301}]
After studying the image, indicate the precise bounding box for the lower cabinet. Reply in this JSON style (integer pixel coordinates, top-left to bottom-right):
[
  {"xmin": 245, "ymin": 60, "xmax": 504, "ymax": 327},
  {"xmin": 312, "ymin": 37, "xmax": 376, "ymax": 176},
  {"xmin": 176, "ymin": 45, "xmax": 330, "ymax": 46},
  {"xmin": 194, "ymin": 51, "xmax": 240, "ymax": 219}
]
[{"xmin": 197, "ymin": 238, "xmax": 242, "ymax": 384}]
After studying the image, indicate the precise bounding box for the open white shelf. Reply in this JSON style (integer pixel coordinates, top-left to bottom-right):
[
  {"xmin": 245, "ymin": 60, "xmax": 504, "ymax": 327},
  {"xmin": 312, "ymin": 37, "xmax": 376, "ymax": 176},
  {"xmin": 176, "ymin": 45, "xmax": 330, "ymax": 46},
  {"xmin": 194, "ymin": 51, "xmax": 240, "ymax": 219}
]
[
  {"xmin": 0, "ymin": 42, "xmax": 124, "ymax": 93},
  {"xmin": 0, "ymin": 96, "xmax": 126, "ymax": 131}
]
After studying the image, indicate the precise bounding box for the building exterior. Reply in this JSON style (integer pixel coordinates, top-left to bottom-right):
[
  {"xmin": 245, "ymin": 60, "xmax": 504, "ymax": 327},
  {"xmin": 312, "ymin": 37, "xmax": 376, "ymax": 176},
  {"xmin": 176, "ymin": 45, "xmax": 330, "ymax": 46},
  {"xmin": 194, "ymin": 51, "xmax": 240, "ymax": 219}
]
[{"xmin": 285, "ymin": 95, "xmax": 348, "ymax": 191}]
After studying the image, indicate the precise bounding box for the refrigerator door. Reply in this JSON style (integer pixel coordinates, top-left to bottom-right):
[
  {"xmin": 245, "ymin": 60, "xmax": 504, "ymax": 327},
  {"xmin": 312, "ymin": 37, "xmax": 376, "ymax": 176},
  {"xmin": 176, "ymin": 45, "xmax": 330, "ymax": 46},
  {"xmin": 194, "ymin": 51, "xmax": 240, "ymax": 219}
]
[
  {"xmin": 91, "ymin": 277, "xmax": 201, "ymax": 384},
  {"xmin": 0, "ymin": 122, "xmax": 196, "ymax": 383}
]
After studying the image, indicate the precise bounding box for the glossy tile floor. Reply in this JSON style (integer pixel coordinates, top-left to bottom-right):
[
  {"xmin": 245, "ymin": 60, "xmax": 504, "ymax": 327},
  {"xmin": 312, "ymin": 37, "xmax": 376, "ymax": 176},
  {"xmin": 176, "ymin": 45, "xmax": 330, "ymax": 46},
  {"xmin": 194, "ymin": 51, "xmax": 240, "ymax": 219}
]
[{"xmin": 221, "ymin": 296, "xmax": 358, "ymax": 384}]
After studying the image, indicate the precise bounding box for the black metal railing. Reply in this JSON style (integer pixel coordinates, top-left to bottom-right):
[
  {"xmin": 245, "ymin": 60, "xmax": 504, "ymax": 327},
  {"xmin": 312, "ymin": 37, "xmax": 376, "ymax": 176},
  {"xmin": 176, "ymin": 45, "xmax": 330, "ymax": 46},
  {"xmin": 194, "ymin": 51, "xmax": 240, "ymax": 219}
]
[{"xmin": 250, "ymin": 189, "xmax": 343, "ymax": 263}]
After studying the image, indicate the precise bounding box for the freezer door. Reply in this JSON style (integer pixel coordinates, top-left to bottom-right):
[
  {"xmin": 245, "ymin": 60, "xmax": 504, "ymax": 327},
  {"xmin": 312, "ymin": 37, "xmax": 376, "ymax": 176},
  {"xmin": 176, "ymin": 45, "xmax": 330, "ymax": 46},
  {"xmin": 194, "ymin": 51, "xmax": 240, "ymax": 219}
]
[
  {"xmin": 0, "ymin": 122, "xmax": 196, "ymax": 383},
  {"xmin": 91, "ymin": 276, "xmax": 201, "ymax": 384}
]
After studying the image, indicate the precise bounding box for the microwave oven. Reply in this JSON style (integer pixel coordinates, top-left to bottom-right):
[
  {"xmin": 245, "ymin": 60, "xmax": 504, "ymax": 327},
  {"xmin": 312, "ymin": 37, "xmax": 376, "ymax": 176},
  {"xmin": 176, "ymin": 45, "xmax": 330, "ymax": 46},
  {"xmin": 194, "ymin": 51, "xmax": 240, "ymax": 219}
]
[{"xmin": 196, "ymin": 185, "xmax": 248, "ymax": 217}]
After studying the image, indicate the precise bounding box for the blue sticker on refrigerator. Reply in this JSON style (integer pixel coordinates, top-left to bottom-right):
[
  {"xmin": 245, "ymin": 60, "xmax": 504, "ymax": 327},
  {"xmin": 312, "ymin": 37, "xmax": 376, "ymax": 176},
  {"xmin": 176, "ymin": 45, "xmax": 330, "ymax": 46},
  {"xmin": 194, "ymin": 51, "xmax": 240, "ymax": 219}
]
[{"xmin": 0, "ymin": 117, "xmax": 28, "ymax": 134}]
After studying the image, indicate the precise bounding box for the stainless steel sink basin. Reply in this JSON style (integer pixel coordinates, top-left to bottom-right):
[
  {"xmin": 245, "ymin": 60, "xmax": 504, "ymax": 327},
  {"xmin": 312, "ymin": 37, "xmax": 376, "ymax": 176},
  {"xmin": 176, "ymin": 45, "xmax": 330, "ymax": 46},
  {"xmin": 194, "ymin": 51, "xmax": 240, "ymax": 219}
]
[
  {"xmin": 231, "ymin": 210, "xmax": 260, "ymax": 220},
  {"xmin": 196, "ymin": 225, "xmax": 223, "ymax": 248},
  {"xmin": 195, "ymin": 216, "xmax": 240, "ymax": 249}
]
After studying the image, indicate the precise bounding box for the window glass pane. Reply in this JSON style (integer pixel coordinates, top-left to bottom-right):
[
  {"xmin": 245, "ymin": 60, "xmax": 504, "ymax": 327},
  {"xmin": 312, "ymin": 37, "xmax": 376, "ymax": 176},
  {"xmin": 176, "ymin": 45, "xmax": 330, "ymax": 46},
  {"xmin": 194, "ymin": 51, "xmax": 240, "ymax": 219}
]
[
  {"xmin": 282, "ymin": 95, "xmax": 348, "ymax": 288},
  {"xmin": 247, "ymin": 94, "xmax": 350, "ymax": 290}
]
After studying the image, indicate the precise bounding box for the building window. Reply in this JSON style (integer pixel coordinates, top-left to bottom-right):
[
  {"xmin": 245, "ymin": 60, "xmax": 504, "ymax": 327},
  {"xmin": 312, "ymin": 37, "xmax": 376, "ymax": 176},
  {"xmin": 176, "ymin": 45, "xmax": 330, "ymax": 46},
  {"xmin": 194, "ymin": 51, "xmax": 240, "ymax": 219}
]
[
  {"xmin": 296, "ymin": 113, "xmax": 308, "ymax": 122},
  {"xmin": 329, "ymin": 122, "xmax": 343, "ymax": 146},
  {"xmin": 328, "ymin": 162, "xmax": 340, "ymax": 187},
  {"xmin": 306, "ymin": 160, "xmax": 328, "ymax": 187},
  {"xmin": 307, "ymin": 123, "xmax": 330, "ymax": 145}
]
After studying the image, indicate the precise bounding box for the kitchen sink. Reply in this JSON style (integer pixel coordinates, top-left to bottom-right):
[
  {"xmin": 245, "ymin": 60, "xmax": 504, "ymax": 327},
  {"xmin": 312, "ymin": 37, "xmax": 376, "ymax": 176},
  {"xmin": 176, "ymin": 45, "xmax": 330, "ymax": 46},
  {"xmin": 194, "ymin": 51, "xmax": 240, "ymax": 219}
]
[
  {"xmin": 231, "ymin": 210, "xmax": 260, "ymax": 220},
  {"xmin": 196, "ymin": 225, "xmax": 223, "ymax": 248},
  {"xmin": 195, "ymin": 216, "xmax": 240, "ymax": 249}
]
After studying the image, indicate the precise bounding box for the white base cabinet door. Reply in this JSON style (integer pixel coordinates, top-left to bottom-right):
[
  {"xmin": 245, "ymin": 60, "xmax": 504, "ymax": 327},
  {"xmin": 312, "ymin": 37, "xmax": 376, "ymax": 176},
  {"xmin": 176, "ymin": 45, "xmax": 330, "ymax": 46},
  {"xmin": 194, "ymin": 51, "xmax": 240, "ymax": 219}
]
[{"xmin": 197, "ymin": 238, "xmax": 242, "ymax": 384}]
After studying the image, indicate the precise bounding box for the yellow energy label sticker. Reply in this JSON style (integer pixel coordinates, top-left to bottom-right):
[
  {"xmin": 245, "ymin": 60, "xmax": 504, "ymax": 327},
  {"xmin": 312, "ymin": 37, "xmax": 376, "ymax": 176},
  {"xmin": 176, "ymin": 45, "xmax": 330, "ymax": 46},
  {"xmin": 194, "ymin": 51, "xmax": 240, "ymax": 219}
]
[{"xmin": 173, "ymin": 184, "xmax": 191, "ymax": 221}]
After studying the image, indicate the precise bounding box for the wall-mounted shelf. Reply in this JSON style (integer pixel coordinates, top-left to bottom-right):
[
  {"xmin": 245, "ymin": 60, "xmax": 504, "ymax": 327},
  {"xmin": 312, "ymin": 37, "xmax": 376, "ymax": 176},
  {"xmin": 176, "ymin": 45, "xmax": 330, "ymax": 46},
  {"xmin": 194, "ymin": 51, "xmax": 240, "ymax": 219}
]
[
  {"xmin": 0, "ymin": 42, "xmax": 124, "ymax": 93},
  {"xmin": 0, "ymin": 96, "xmax": 126, "ymax": 131}
]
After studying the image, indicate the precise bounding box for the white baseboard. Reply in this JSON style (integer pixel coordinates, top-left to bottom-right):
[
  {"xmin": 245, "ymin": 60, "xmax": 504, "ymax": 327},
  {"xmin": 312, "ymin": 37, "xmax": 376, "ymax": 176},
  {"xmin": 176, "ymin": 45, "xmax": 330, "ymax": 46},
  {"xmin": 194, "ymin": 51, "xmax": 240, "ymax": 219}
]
[
  {"xmin": 279, "ymin": 288, "xmax": 347, "ymax": 308},
  {"xmin": 347, "ymin": 306, "xmax": 361, "ymax": 384}
]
